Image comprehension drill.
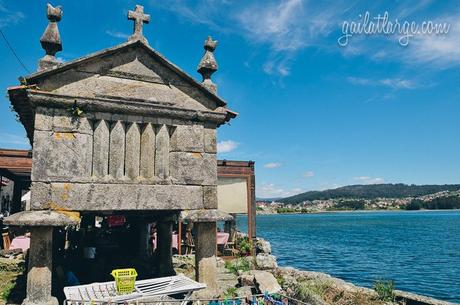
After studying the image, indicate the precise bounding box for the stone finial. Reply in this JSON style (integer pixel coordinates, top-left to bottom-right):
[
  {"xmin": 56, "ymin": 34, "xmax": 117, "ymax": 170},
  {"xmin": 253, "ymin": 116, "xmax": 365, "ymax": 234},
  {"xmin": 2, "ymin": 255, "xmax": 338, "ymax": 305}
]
[
  {"xmin": 197, "ymin": 36, "xmax": 218, "ymax": 94},
  {"xmin": 128, "ymin": 5, "xmax": 150, "ymax": 44},
  {"xmin": 38, "ymin": 3, "xmax": 63, "ymax": 71}
]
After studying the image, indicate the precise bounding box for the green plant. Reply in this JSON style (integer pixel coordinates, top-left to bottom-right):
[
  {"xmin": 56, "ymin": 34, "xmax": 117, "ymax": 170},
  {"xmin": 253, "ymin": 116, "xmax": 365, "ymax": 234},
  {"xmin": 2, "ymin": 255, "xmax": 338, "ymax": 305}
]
[
  {"xmin": 0, "ymin": 282, "xmax": 14, "ymax": 301},
  {"xmin": 275, "ymin": 275, "xmax": 285, "ymax": 287},
  {"xmin": 0, "ymin": 275, "xmax": 16, "ymax": 301},
  {"xmin": 235, "ymin": 237, "xmax": 252, "ymax": 256},
  {"xmin": 224, "ymin": 258, "xmax": 251, "ymax": 275},
  {"xmin": 69, "ymin": 100, "xmax": 84, "ymax": 117},
  {"xmin": 223, "ymin": 287, "xmax": 238, "ymax": 298},
  {"xmin": 373, "ymin": 279, "xmax": 395, "ymax": 302}
]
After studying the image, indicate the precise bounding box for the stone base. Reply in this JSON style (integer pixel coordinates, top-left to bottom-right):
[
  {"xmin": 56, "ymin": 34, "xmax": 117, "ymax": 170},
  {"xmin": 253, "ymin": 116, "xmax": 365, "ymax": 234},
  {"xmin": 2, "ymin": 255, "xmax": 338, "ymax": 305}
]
[
  {"xmin": 22, "ymin": 296, "xmax": 59, "ymax": 305},
  {"xmin": 194, "ymin": 256, "xmax": 219, "ymax": 299}
]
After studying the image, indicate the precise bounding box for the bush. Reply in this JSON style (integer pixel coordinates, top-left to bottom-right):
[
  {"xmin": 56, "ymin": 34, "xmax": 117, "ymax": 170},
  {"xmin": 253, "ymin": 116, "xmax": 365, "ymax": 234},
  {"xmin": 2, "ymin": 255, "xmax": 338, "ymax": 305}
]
[
  {"xmin": 235, "ymin": 237, "xmax": 252, "ymax": 256},
  {"xmin": 224, "ymin": 257, "xmax": 251, "ymax": 275},
  {"xmin": 405, "ymin": 196, "xmax": 460, "ymax": 210},
  {"xmin": 373, "ymin": 280, "xmax": 395, "ymax": 302}
]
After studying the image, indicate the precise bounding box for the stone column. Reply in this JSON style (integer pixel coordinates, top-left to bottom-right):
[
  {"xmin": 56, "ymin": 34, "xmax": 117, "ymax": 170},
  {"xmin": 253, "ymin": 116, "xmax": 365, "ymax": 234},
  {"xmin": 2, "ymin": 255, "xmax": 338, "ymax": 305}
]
[
  {"xmin": 182, "ymin": 209, "xmax": 232, "ymax": 297},
  {"xmin": 194, "ymin": 221, "xmax": 217, "ymax": 291},
  {"xmin": 156, "ymin": 219, "xmax": 175, "ymax": 277},
  {"xmin": 4, "ymin": 211, "xmax": 78, "ymax": 305},
  {"xmin": 23, "ymin": 226, "xmax": 58, "ymax": 305}
]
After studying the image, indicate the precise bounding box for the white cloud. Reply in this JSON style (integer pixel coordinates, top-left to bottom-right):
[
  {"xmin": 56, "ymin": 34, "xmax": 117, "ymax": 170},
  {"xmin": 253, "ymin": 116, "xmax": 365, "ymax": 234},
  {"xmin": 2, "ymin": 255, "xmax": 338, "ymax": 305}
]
[
  {"xmin": 0, "ymin": 2, "xmax": 24, "ymax": 29},
  {"xmin": 217, "ymin": 140, "xmax": 239, "ymax": 153},
  {"xmin": 258, "ymin": 183, "xmax": 303, "ymax": 198},
  {"xmin": 106, "ymin": 30, "xmax": 129, "ymax": 39},
  {"xmin": 405, "ymin": 15, "xmax": 460, "ymax": 67},
  {"xmin": 353, "ymin": 176, "xmax": 385, "ymax": 185},
  {"xmin": 236, "ymin": 0, "xmax": 343, "ymax": 77},
  {"xmin": 264, "ymin": 162, "xmax": 282, "ymax": 169},
  {"xmin": 154, "ymin": 0, "xmax": 346, "ymax": 77},
  {"xmin": 380, "ymin": 78, "xmax": 416, "ymax": 89},
  {"xmin": 302, "ymin": 171, "xmax": 315, "ymax": 178},
  {"xmin": 347, "ymin": 77, "xmax": 417, "ymax": 89},
  {"xmin": 237, "ymin": 0, "xmax": 306, "ymax": 52}
]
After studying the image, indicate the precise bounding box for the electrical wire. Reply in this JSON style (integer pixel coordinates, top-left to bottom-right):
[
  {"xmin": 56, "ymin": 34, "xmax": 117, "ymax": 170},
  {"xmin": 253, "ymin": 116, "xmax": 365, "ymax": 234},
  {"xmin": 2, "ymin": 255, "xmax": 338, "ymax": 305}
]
[{"xmin": 0, "ymin": 29, "xmax": 31, "ymax": 74}]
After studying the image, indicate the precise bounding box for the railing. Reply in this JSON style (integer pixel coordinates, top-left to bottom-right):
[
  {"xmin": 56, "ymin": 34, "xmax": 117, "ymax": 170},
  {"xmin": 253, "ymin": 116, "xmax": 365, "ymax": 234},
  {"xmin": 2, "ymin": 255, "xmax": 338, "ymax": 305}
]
[{"xmin": 64, "ymin": 293, "xmax": 309, "ymax": 305}]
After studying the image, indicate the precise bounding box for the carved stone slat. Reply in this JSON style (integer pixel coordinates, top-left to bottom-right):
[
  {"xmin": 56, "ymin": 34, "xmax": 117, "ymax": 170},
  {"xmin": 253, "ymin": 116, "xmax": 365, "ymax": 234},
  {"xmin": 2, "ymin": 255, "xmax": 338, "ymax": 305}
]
[
  {"xmin": 155, "ymin": 124, "xmax": 169, "ymax": 179},
  {"xmin": 125, "ymin": 122, "xmax": 141, "ymax": 179},
  {"xmin": 140, "ymin": 123, "xmax": 155, "ymax": 179},
  {"xmin": 92, "ymin": 120, "xmax": 110, "ymax": 176},
  {"xmin": 109, "ymin": 121, "xmax": 125, "ymax": 179}
]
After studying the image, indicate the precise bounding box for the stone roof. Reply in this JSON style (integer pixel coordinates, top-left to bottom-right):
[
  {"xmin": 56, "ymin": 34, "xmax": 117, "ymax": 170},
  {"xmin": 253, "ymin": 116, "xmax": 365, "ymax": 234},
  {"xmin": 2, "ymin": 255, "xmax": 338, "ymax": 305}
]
[
  {"xmin": 4, "ymin": 210, "xmax": 79, "ymax": 227},
  {"xmin": 23, "ymin": 40, "xmax": 231, "ymax": 109},
  {"xmin": 8, "ymin": 39, "xmax": 237, "ymax": 144}
]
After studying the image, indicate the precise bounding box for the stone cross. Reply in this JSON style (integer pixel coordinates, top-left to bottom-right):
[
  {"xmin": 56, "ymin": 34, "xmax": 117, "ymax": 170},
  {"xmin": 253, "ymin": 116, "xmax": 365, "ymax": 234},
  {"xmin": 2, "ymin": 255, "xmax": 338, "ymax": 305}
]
[{"xmin": 128, "ymin": 5, "xmax": 150, "ymax": 43}]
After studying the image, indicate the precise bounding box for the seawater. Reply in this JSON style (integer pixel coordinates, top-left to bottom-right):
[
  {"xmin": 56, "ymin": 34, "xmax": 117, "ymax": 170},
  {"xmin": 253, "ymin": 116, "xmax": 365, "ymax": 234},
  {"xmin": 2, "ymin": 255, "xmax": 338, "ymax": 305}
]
[{"xmin": 237, "ymin": 210, "xmax": 460, "ymax": 303}]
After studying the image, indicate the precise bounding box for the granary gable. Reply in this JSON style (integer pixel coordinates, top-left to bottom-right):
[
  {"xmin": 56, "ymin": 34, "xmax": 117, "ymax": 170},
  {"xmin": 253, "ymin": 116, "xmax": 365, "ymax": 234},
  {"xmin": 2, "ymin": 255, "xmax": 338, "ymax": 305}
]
[{"xmin": 8, "ymin": 9, "xmax": 236, "ymax": 144}]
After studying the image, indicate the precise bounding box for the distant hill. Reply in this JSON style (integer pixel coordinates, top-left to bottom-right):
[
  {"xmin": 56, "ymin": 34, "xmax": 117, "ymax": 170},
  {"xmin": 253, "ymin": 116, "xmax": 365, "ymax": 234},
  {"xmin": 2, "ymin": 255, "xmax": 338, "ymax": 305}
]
[
  {"xmin": 256, "ymin": 197, "xmax": 282, "ymax": 202},
  {"xmin": 279, "ymin": 184, "xmax": 460, "ymax": 204}
]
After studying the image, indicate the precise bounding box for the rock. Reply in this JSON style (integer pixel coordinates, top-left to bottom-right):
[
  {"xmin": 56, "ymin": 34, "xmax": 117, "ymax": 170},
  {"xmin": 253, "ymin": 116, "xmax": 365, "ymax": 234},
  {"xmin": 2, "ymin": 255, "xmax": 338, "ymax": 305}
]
[
  {"xmin": 236, "ymin": 286, "xmax": 254, "ymax": 298},
  {"xmin": 172, "ymin": 254, "xmax": 195, "ymax": 269},
  {"xmin": 238, "ymin": 272, "xmax": 255, "ymax": 286},
  {"xmin": 216, "ymin": 256, "xmax": 225, "ymax": 268},
  {"xmin": 255, "ymin": 253, "xmax": 278, "ymax": 270},
  {"xmin": 255, "ymin": 238, "xmax": 272, "ymax": 254},
  {"xmin": 252, "ymin": 270, "xmax": 282, "ymax": 294},
  {"xmin": 195, "ymin": 256, "xmax": 220, "ymax": 299}
]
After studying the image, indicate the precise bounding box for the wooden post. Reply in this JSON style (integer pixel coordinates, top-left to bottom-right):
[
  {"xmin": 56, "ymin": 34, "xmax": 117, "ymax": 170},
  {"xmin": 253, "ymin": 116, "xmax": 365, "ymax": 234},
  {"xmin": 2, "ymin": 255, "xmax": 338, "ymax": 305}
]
[{"xmin": 177, "ymin": 220, "xmax": 182, "ymax": 255}]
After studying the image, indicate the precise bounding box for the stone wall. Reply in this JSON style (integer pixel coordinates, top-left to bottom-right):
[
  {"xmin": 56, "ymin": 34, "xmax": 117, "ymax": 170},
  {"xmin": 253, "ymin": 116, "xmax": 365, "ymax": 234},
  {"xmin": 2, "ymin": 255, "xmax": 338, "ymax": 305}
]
[{"xmin": 30, "ymin": 106, "xmax": 217, "ymax": 212}]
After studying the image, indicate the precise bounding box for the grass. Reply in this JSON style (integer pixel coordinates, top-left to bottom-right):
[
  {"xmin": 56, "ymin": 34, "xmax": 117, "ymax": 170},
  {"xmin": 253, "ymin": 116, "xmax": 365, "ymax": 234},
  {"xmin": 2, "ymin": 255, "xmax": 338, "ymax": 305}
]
[
  {"xmin": 0, "ymin": 272, "xmax": 20, "ymax": 304},
  {"xmin": 0, "ymin": 259, "xmax": 26, "ymax": 305},
  {"xmin": 291, "ymin": 278, "xmax": 393, "ymax": 305},
  {"xmin": 294, "ymin": 279, "xmax": 332, "ymax": 302},
  {"xmin": 374, "ymin": 280, "xmax": 395, "ymax": 302}
]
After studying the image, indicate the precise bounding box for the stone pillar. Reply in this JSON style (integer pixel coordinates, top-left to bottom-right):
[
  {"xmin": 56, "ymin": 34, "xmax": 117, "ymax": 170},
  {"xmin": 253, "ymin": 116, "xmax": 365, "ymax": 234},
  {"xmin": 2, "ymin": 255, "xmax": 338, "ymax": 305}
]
[
  {"xmin": 156, "ymin": 219, "xmax": 175, "ymax": 277},
  {"xmin": 194, "ymin": 221, "xmax": 217, "ymax": 293},
  {"xmin": 23, "ymin": 226, "xmax": 58, "ymax": 305}
]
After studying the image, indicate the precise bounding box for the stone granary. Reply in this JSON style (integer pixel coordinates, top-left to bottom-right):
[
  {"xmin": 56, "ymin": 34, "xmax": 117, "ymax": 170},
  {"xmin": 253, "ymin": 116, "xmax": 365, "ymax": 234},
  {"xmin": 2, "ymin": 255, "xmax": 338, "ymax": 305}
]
[{"xmin": 5, "ymin": 4, "xmax": 236, "ymax": 305}]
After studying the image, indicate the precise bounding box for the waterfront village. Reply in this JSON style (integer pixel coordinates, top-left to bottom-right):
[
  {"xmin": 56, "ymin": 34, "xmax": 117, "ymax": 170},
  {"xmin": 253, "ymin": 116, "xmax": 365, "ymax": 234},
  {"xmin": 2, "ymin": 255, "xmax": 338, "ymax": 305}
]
[
  {"xmin": 257, "ymin": 190, "xmax": 460, "ymax": 214},
  {"xmin": 0, "ymin": 4, "xmax": 457, "ymax": 305}
]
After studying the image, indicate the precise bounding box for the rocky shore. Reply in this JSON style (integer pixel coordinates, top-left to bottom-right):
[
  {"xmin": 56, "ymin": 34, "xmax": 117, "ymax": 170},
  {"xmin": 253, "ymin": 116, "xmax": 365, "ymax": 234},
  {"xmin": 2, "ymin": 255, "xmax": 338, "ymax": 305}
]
[
  {"xmin": 173, "ymin": 238, "xmax": 457, "ymax": 305},
  {"xmin": 0, "ymin": 240, "xmax": 456, "ymax": 305}
]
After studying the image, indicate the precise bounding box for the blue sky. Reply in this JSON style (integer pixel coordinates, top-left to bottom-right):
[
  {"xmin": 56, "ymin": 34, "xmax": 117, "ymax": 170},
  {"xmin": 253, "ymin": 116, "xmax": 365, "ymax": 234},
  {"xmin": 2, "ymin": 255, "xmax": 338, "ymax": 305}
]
[{"xmin": 1, "ymin": 0, "xmax": 460, "ymax": 198}]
